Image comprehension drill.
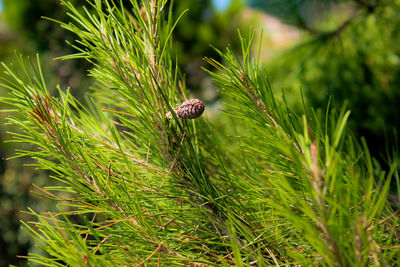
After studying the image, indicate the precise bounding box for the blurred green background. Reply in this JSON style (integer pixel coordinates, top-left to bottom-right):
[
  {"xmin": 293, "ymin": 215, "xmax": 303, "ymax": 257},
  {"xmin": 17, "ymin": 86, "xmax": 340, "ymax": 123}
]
[{"xmin": 0, "ymin": 0, "xmax": 399, "ymax": 265}]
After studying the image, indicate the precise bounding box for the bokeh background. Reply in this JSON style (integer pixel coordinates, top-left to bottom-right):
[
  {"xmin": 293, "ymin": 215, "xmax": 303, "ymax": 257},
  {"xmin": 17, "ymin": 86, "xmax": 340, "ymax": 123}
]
[{"xmin": 0, "ymin": 0, "xmax": 399, "ymax": 265}]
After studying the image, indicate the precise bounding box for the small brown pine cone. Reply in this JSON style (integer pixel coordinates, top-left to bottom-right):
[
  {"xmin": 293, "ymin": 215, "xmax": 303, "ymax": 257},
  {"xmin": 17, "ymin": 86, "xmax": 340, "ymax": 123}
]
[{"xmin": 176, "ymin": 99, "xmax": 205, "ymax": 119}]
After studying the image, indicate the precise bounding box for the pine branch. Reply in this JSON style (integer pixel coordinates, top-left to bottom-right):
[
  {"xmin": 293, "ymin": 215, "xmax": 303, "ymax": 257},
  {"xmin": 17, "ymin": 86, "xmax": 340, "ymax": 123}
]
[{"xmin": 0, "ymin": 0, "xmax": 399, "ymax": 265}]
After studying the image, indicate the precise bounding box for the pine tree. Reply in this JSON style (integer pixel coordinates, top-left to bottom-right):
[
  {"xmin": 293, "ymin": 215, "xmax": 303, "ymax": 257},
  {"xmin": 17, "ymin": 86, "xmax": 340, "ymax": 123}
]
[
  {"xmin": 250, "ymin": 0, "xmax": 400, "ymax": 160},
  {"xmin": 1, "ymin": 0, "xmax": 399, "ymax": 265}
]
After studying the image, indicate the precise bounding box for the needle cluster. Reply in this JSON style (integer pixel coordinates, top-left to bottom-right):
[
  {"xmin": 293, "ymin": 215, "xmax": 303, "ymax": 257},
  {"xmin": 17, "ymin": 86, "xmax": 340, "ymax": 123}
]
[{"xmin": 0, "ymin": 0, "xmax": 399, "ymax": 266}]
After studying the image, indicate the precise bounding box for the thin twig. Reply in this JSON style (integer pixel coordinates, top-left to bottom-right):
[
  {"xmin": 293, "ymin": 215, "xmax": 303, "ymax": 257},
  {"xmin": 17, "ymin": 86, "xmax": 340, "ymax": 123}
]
[{"xmin": 136, "ymin": 242, "xmax": 164, "ymax": 267}]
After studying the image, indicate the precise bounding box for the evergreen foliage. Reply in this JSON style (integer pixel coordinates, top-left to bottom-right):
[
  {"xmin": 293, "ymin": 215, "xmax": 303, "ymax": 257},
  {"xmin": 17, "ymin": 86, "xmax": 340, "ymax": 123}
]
[
  {"xmin": 1, "ymin": 0, "xmax": 399, "ymax": 265},
  {"xmin": 0, "ymin": 1, "xmax": 245, "ymax": 264}
]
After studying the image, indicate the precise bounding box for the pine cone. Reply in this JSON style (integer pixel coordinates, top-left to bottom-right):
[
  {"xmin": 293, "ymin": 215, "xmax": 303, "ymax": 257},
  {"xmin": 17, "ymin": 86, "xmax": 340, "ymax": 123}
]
[
  {"xmin": 167, "ymin": 99, "xmax": 204, "ymax": 119},
  {"xmin": 166, "ymin": 99, "xmax": 205, "ymax": 119}
]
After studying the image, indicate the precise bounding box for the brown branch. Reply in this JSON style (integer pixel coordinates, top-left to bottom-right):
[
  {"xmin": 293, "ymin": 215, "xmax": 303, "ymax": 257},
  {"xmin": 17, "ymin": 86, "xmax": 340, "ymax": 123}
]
[
  {"xmin": 136, "ymin": 242, "xmax": 164, "ymax": 267},
  {"xmin": 310, "ymin": 141, "xmax": 344, "ymax": 267},
  {"xmin": 238, "ymin": 71, "xmax": 278, "ymax": 127},
  {"xmin": 296, "ymin": 8, "xmax": 365, "ymax": 40},
  {"xmin": 93, "ymin": 234, "xmax": 113, "ymax": 254},
  {"xmin": 354, "ymin": 0, "xmax": 377, "ymax": 13}
]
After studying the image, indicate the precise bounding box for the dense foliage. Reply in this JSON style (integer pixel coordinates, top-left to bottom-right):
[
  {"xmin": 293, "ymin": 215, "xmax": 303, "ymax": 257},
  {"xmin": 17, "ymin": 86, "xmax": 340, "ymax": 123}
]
[{"xmin": 0, "ymin": 1, "xmax": 246, "ymax": 265}]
